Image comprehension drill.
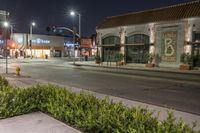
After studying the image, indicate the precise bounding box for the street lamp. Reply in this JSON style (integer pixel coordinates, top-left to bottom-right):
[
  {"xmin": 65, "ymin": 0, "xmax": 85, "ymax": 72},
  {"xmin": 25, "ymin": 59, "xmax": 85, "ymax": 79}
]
[
  {"xmin": 30, "ymin": 22, "xmax": 36, "ymax": 59},
  {"xmin": 3, "ymin": 21, "xmax": 9, "ymax": 74},
  {"xmin": 70, "ymin": 11, "xmax": 81, "ymax": 38},
  {"xmin": 70, "ymin": 11, "xmax": 81, "ymax": 64}
]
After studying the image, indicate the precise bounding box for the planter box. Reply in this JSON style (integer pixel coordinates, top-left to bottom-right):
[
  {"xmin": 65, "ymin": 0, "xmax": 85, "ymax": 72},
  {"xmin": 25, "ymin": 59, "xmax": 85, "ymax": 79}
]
[
  {"xmin": 179, "ymin": 64, "xmax": 191, "ymax": 70},
  {"xmin": 145, "ymin": 64, "xmax": 155, "ymax": 68},
  {"xmin": 116, "ymin": 61, "xmax": 125, "ymax": 66},
  {"xmin": 95, "ymin": 61, "xmax": 101, "ymax": 64}
]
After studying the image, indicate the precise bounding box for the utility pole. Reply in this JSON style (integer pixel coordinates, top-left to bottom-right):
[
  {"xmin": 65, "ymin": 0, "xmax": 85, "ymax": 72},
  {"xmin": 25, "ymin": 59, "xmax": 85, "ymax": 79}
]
[{"xmin": 73, "ymin": 27, "xmax": 76, "ymax": 65}]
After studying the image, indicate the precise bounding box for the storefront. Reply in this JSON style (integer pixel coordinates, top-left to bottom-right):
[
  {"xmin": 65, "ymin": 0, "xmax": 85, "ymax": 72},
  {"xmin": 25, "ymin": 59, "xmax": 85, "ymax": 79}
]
[
  {"xmin": 7, "ymin": 33, "xmax": 65, "ymax": 58},
  {"xmin": 79, "ymin": 38, "xmax": 92, "ymax": 60},
  {"xmin": 96, "ymin": 1, "xmax": 200, "ymax": 67}
]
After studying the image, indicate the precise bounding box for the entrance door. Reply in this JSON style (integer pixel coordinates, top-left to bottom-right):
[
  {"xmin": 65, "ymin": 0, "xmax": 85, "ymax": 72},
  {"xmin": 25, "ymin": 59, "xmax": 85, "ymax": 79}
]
[
  {"xmin": 103, "ymin": 47, "xmax": 120, "ymax": 62},
  {"xmin": 126, "ymin": 45, "xmax": 149, "ymax": 63},
  {"xmin": 193, "ymin": 44, "xmax": 200, "ymax": 67}
]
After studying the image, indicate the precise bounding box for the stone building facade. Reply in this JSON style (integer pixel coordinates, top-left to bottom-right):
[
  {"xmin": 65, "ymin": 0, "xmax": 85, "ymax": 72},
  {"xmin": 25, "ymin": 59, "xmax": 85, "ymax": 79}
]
[{"xmin": 96, "ymin": 1, "xmax": 200, "ymax": 67}]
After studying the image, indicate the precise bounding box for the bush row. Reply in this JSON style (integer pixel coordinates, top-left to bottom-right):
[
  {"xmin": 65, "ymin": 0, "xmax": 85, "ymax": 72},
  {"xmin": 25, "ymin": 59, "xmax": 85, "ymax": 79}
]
[{"xmin": 0, "ymin": 76, "xmax": 198, "ymax": 133}]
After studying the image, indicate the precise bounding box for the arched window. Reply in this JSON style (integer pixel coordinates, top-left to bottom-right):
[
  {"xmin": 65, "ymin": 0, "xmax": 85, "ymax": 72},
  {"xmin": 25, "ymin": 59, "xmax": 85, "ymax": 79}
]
[
  {"xmin": 126, "ymin": 34, "xmax": 149, "ymax": 44},
  {"xmin": 102, "ymin": 36, "xmax": 120, "ymax": 45}
]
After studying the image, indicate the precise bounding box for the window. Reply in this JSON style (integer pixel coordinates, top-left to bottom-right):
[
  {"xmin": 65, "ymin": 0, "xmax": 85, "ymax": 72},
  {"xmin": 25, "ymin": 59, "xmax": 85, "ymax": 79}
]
[
  {"xmin": 102, "ymin": 36, "xmax": 120, "ymax": 45},
  {"xmin": 126, "ymin": 34, "xmax": 149, "ymax": 44}
]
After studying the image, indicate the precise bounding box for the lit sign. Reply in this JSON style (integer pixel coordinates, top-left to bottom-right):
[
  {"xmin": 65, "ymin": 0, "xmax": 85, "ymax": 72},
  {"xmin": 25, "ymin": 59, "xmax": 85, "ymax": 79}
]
[
  {"xmin": 32, "ymin": 38, "xmax": 50, "ymax": 44},
  {"xmin": 0, "ymin": 39, "xmax": 4, "ymax": 45},
  {"xmin": 64, "ymin": 41, "xmax": 78, "ymax": 47},
  {"xmin": 17, "ymin": 38, "xmax": 23, "ymax": 44}
]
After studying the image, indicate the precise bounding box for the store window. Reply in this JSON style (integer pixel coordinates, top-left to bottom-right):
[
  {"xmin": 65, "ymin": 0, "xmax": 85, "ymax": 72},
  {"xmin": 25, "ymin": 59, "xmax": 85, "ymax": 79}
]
[
  {"xmin": 192, "ymin": 32, "xmax": 200, "ymax": 67},
  {"xmin": 102, "ymin": 36, "xmax": 120, "ymax": 45},
  {"xmin": 102, "ymin": 36, "xmax": 120, "ymax": 62},
  {"xmin": 125, "ymin": 34, "xmax": 150, "ymax": 63}
]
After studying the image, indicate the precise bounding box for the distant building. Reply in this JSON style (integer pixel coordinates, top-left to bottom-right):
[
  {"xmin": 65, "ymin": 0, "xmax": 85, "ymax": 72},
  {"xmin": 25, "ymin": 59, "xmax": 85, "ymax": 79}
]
[
  {"xmin": 96, "ymin": 1, "xmax": 200, "ymax": 67},
  {"xmin": 8, "ymin": 33, "xmax": 65, "ymax": 58},
  {"xmin": 0, "ymin": 10, "xmax": 10, "ymax": 56}
]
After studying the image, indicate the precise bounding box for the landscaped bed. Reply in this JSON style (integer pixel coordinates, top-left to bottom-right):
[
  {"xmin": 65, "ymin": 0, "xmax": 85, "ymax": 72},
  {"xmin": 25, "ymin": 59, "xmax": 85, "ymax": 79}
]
[{"xmin": 0, "ymin": 75, "xmax": 199, "ymax": 133}]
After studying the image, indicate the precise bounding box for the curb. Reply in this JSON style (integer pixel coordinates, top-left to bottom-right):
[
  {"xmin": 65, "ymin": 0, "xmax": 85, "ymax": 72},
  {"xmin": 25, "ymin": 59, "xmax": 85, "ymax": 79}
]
[{"xmin": 71, "ymin": 63, "xmax": 200, "ymax": 83}]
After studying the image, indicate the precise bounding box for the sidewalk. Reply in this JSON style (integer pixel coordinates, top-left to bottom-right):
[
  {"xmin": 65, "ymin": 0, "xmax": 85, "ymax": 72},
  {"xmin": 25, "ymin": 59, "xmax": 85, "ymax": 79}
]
[
  {"xmin": 73, "ymin": 61, "xmax": 200, "ymax": 75},
  {"xmin": 1, "ymin": 73, "xmax": 200, "ymax": 131},
  {"xmin": 0, "ymin": 112, "xmax": 81, "ymax": 133},
  {"xmin": 68, "ymin": 61, "xmax": 200, "ymax": 84}
]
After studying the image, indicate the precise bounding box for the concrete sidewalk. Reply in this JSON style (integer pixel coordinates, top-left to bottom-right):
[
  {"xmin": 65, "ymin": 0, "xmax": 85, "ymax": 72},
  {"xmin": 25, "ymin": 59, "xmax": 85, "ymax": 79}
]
[
  {"xmin": 0, "ymin": 112, "xmax": 81, "ymax": 133},
  {"xmin": 1, "ymin": 73, "xmax": 200, "ymax": 131},
  {"xmin": 73, "ymin": 61, "xmax": 200, "ymax": 75}
]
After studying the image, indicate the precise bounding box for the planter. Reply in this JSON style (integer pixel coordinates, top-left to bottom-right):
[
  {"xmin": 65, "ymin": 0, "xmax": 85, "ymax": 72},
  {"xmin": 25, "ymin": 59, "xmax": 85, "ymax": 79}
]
[
  {"xmin": 179, "ymin": 64, "xmax": 191, "ymax": 70},
  {"xmin": 95, "ymin": 60, "xmax": 101, "ymax": 64},
  {"xmin": 116, "ymin": 61, "xmax": 125, "ymax": 66},
  {"xmin": 145, "ymin": 64, "xmax": 155, "ymax": 68}
]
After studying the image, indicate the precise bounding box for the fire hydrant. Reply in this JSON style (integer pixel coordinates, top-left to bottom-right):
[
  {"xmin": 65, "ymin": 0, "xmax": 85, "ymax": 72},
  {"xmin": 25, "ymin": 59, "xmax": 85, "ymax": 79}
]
[{"xmin": 16, "ymin": 66, "xmax": 21, "ymax": 76}]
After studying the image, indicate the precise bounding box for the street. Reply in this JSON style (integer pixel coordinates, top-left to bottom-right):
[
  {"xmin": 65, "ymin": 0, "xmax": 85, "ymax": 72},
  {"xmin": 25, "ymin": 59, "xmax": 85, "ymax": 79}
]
[{"xmin": 0, "ymin": 59, "xmax": 200, "ymax": 115}]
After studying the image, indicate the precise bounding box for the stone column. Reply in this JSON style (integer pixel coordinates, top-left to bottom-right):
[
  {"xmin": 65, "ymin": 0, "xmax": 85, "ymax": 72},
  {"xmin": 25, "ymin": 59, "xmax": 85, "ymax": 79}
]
[
  {"xmin": 96, "ymin": 32, "xmax": 102, "ymax": 58},
  {"xmin": 120, "ymin": 27, "xmax": 125, "ymax": 55}
]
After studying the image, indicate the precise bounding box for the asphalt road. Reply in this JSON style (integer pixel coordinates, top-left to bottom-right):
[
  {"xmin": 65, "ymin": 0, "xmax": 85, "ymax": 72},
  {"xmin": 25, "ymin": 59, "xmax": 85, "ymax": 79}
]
[{"xmin": 1, "ymin": 59, "xmax": 200, "ymax": 115}]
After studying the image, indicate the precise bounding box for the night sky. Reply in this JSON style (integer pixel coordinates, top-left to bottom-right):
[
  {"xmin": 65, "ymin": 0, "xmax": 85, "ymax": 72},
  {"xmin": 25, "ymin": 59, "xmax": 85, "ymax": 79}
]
[{"xmin": 0, "ymin": 0, "xmax": 194, "ymax": 36}]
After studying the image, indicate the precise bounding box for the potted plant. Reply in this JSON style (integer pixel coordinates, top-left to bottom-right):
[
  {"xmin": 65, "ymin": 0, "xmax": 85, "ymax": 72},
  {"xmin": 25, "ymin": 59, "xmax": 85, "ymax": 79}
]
[
  {"xmin": 95, "ymin": 55, "xmax": 101, "ymax": 64},
  {"xmin": 115, "ymin": 52, "xmax": 125, "ymax": 66},
  {"xmin": 179, "ymin": 53, "xmax": 193, "ymax": 70},
  {"xmin": 145, "ymin": 52, "xmax": 155, "ymax": 68}
]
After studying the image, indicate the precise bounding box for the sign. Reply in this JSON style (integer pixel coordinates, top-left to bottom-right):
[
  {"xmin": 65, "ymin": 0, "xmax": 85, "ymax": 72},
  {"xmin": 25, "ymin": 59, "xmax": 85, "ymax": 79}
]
[
  {"xmin": 32, "ymin": 38, "xmax": 50, "ymax": 44},
  {"xmin": 80, "ymin": 38, "xmax": 92, "ymax": 48},
  {"xmin": 161, "ymin": 31, "xmax": 177, "ymax": 62},
  {"xmin": 64, "ymin": 41, "xmax": 78, "ymax": 47}
]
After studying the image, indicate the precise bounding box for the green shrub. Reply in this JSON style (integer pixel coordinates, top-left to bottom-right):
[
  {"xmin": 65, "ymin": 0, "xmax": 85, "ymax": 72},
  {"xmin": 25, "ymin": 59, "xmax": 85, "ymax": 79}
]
[
  {"xmin": 0, "ymin": 76, "xmax": 8, "ymax": 88},
  {"xmin": 0, "ymin": 76, "xmax": 199, "ymax": 133}
]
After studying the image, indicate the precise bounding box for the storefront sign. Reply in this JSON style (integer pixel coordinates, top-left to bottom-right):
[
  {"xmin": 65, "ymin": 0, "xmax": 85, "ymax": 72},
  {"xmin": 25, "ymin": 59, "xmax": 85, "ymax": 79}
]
[
  {"xmin": 32, "ymin": 38, "xmax": 50, "ymax": 44},
  {"xmin": 64, "ymin": 41, "xmax": 78, "ymax": 47},
  {"xmin": 80, "ymin": 38, "xmax": 92, "ymax": 48},
  {"xmin": 161, "ymin": 31, "xmax": 177, "ymax": 62}
]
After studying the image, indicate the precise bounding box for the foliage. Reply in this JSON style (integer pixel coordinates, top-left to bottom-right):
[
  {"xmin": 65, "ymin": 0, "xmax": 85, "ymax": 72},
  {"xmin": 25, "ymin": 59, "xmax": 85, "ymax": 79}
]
[
  {"xmin": 180, "ymin": 53, "xmax": 193, "ymax": 65},
  {"xmin": 95, "ymin": 55, "xmax": 101, "ymax": 62},
  {"xmin": 0, "ymin": 76, "xmax": 8, "ymax": 88},
  {"xmin": 115, "ymin": 52, "xmax": 124, "ymax": 62},
  {"xmin": 0, "ymin": 75, "xmax": 199, "ymax": 133},
  {"xmin": 144, "ymin": 52, "xmax": 154, "ymax": 64}
]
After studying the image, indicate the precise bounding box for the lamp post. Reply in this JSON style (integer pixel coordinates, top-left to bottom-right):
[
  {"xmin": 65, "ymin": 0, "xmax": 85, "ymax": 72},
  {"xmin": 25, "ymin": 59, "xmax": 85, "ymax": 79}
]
[
  {"xmin": 30, "ymin": 22, "xmax": 36, "ymax": 59},
  {"xmin": 70, "ymin": 11, "xmax": 81, "ymax": 64},
  {"xmin": 3, "ymin": 21, "xmax": 9, "ymax": 74},
  {"xmin": 70, "ymin": 11, "xmax": 81, "ymax": 38}
]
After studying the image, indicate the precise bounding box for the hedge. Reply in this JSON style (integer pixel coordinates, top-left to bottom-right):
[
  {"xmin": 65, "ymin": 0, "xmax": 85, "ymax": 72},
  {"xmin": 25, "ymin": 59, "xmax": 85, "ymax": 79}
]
[{"xmin": 0, "ymin": 76, "xmax": 198, "ymax": 133}]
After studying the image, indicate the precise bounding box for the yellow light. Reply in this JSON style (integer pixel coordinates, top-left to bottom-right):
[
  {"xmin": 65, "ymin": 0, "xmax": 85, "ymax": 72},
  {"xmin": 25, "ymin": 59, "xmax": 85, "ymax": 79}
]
[{"xmin": 11, "ymin": 43, "xmax": 15, "ymax": 48}]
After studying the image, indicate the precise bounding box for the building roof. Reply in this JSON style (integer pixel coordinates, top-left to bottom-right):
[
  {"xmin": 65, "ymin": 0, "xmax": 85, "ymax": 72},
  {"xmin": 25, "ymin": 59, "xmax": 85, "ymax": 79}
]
[{"xmin": 97, "ymin": 0, "xmax": 200, "ymax": 29}]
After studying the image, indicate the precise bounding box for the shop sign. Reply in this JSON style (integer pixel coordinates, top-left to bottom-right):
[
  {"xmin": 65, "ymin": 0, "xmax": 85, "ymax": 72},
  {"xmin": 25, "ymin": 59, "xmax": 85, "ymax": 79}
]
[
  {"xmin": 64, "ymin": 41, "xmax": 78, "ymax": 47},
  {"xmin": 161, "ymin": 31, "xmax": 177, "ymax": 62},
  {"xmin": 80, "ymin": 38, "xmax": 92, "ymax": 48},
  {"xmin": 32, "ymin": 38, "xmax": 50, "ymax": 44}
]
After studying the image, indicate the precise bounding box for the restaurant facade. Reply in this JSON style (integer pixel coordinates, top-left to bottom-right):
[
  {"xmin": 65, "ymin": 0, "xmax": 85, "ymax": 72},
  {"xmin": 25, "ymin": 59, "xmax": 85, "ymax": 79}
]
[{"xmin": 96, "ymin": 1, "xmax": 200, "ymax": 67}]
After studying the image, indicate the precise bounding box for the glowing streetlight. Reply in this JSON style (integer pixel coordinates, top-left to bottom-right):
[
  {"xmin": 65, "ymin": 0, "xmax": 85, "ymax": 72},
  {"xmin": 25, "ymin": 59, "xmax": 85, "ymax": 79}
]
[
  {"xmin": 70, "ymin": 10, "xmax": 81, "ymax": 38},
  {"xmin": 3, "ymin": 21, "xmax": 9, "ymax": 74},
  {"xmin": 3, "ymin": 21, "xmax": 9, "ymax": 27}
]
